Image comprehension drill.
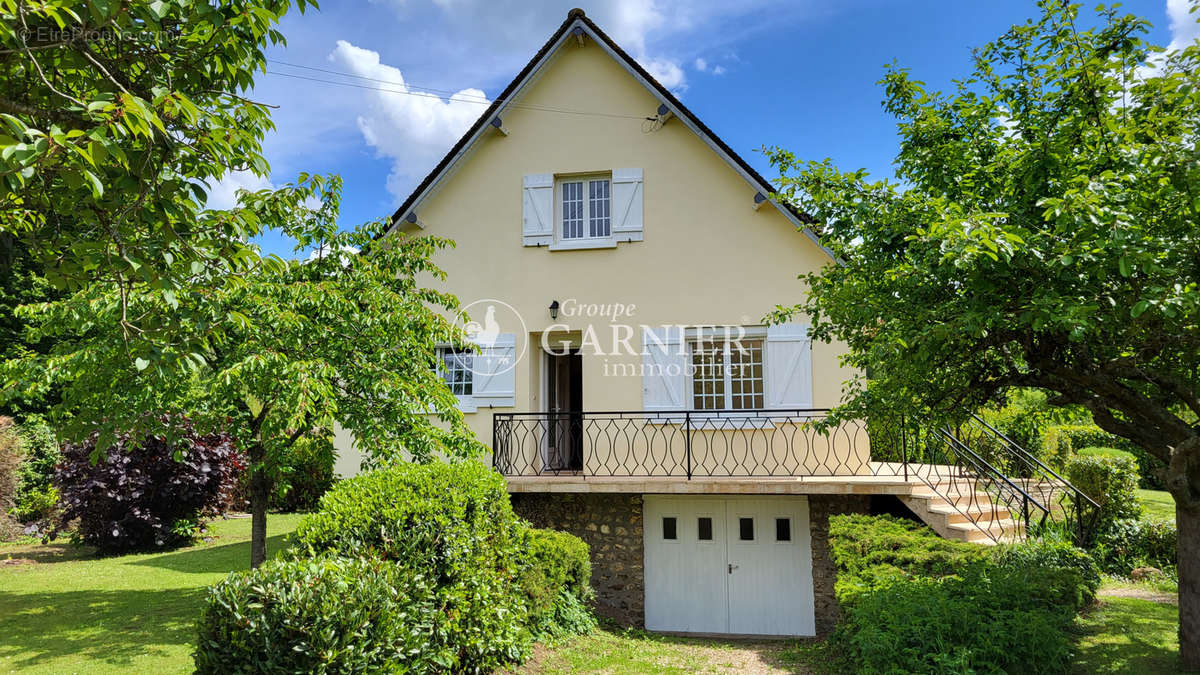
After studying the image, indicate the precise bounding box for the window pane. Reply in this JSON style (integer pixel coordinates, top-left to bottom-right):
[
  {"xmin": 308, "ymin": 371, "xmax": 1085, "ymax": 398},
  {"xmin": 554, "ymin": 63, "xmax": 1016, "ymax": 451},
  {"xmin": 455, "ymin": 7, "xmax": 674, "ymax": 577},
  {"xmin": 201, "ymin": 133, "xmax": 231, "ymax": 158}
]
[
  {"xmin": 690, "ymin": 341, "xmax": 725, "ymax": 410},
  {"xmin": 437, "ymin": 348, "xmax": 473, "ymax": 396},
  {"xmin": 698, "ymin": 517, "xmax": 713, "ymax": 541},
  {"xmin": 663, "ymin": 517, "xmax": 677, "ymax": 540},
  {"xmin": 739, "ymin": 517, "xmax": 754, "ymax": 541},
  {"xmin": 776, "ymin": 518, "xmax": 791, "ymax": 542},
  {"xmin": 589, "ymin": 179, "xmax": 611, "ymax": 237},
  {"xmin": 729, "ymin": 338, "xmax": 765, "ymax": 409},
  {"xmin": 561, "ymin": 181, "xmax": 584, "ymax": 239}
]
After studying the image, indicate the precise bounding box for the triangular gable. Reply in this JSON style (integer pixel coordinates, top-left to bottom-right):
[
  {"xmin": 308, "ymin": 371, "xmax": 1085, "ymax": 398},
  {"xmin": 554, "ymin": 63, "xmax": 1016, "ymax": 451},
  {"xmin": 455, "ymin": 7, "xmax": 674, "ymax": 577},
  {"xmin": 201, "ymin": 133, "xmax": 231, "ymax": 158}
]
[{"xmin": 383, "ymin": 8, "xmax": 833, "ymax": 261}]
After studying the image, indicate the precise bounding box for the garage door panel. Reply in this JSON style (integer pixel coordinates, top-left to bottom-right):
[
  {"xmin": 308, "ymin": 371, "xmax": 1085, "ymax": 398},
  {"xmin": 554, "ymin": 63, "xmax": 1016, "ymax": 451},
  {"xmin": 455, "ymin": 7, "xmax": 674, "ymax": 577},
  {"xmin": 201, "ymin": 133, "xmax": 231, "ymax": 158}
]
[
  {"xmin": 644, "ymin": 496, "xmax": 815, "ymax": 637},
  {"xmin": 644, "ymin": 498, "xmax": 728, "ymax": 633}
]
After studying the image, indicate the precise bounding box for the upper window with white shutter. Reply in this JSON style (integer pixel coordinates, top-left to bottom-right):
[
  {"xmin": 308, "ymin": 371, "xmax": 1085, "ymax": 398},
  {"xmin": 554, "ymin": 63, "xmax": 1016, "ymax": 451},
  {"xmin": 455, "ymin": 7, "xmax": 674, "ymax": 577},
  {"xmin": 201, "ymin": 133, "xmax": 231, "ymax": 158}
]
[{"xmin": 523, "ymin": 169, "xmax": 642, "ymax": 249}]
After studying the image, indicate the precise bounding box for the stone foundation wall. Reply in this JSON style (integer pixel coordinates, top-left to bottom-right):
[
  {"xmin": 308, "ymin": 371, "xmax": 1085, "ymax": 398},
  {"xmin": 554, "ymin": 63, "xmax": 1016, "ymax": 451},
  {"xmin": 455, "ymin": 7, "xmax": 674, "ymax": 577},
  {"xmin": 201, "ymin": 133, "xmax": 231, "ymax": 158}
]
[
  {"xmin": 510, "ymin": 493, "xmax": 645, "ymax": 625},
  {"xmin": 510, "ymin": 491, "xmax": 869, "ymax": 635},
  {"xmin": 809, "ymin": 494, "xmax": 871, "ymax": 636}
]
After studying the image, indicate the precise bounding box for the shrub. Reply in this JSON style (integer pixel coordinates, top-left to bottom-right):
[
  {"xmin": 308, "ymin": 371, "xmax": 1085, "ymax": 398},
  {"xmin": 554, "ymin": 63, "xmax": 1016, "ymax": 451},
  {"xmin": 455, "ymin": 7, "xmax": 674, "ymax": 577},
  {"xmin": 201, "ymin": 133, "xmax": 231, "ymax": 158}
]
[
  {"xmin": 829, "ymin": 515, "xmax": 1101, "ymax": 674},
  {"xmin": 521, "ymin": 528, "xmax": 596, "ymax": 639},
  {"xmin": 1077, "ymin": 446, "xmax": 1137, "ymax": 462},
  {"xmin": 195, "ymin": 555, "xmax": 447, "ymax": 674},
  {"xmin": 269, "ymin": 435, "xmax": 335, "ymax": 512},
  {"xmin": 994, "ymin": 538, "xmax": 1101, "ymax": 610},
  {"xmin": 1065, "ymin": 453, "xmax": 1142, "ymax": 534},
  {"xmin": 0, "ymin": 418, "xmax": 21, "ymax": 540},
  {"xmin": 1091, "ymin": 518, "xmax": 1177, "ymax": 576},
  {"xmin": 828, "ymin": 514, "xmax": 989, "ymax": 601},
  {"xmin": 12, "ymin": 415, "xmax": 61, "ymax": 523},
  {"xmin": 1047, "ymin": 423, "xmax": 1164, "ymax": 489},
  {"xmin": 294, "ymin": 462, "xmax": 531, "ymax": 671},
  {"xmin": 53, "ymin": 422, "xmax": 243, "ymax": 553}
]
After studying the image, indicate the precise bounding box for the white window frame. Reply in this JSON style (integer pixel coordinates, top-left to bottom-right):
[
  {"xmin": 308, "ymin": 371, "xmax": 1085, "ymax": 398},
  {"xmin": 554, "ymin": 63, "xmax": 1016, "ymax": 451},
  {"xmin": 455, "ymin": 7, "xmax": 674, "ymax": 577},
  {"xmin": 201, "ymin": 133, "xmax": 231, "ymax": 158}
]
[
  {"xmin": 550, "ymin": 173, "xmax": 616, "ymax": 251},
  {"xmin": 686, "ymin": 327, "xmax": 767, "ymax": 413},
  {"xmin": 435, "ymin": 346, "xmax": 477, "ymax": 413}
]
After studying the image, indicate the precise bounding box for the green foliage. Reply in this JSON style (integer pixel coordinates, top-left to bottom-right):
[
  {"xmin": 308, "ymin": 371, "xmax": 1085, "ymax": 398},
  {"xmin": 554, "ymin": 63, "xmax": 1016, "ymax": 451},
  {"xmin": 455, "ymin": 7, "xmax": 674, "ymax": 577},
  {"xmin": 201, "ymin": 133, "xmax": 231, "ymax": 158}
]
[
  {"xmin": 268, "ymin": 435, "xmax": 335, "ymax": 512},
  {"xmin": 11, "ymin": 414, "xmax": 60, "ymax": 522},
  {"xmin": 828, "ymin": 513, "xmax": 989, "ymax": 602},
  {"xmin": 1078, "ymin": 446, "xmax": 1137, "ymax": 461},
  {"xmin": 521, "ymin": 528, "xmax": 596, "ymax": 640},
  {"xmin": 1066, "ymin": 454, "xmax": 1143, "ymax": 533},
  {"xmin": 0, "ymin": 417, "xmax": 21, "ymax": 539},
  {"xmin": 294, "ymin": 462, "xmax": 531, "ymax": 671},
  {"xmin": 0, "ymin": 237, "xmax": 64, "ymax": 417},
  {"xmin": 1092, "ymin": 518, "xmax": 1177, "ymax": 576},
  {"xmin": 194, "ymin": 554, "xmax": 447, "ymax": 674},
  {"xmin": 829, "ymin": 515, "xmax": 1101, "ymax": 674},
  {"xmin": 1047, "ymin": 424, "xmax": 1164, "ymax": 488}
]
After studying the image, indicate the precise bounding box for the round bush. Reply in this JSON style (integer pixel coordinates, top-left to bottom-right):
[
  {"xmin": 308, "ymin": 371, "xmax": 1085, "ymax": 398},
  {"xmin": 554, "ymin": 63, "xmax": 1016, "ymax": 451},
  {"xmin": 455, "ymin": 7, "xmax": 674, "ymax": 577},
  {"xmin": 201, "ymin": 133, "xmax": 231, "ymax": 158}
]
[
  {"xmin": 195, "ymin": 555, "xmax": 444, "ymax": 674},
  {"xmin": 293, "ymin": 461, "xmax": 531, "ymax": 671},
  {"xmin": 994, "ymin": 539, "xmax": 1101, "ymax": 610},
  {"xmin": 53, "ymin": 421, "xmax": 243, "ymax": 553},
  {"xmin": 520, "ymin": 528, "xmax": 595, "ymax": 639},
  {"xmin": 1064, "ymin": 453, "xmax": 1141, "ymax": 536}
]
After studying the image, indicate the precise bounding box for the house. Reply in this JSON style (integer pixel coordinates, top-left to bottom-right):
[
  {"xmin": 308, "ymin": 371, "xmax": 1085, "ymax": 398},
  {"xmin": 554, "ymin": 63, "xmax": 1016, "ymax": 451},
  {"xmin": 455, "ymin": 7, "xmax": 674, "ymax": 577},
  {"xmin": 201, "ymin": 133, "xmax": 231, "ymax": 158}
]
[{"xmin": 333, "ymin": 8, "xmax": 1086, "ymax": 638}]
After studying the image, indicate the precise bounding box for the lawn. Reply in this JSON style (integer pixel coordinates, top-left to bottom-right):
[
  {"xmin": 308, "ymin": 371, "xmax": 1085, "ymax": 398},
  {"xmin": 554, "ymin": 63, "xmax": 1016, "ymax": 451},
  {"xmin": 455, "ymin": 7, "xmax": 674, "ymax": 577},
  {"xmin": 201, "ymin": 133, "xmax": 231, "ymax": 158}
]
[
  {"xmin": 1138, "ymin": 489, "xmax": 1176, "ymax": 522},
  {"xmin": 1073, "ymin": 584, "xmax": 1182, "ymax": 674},
  {"xmin": 0, "ymin": 513, "xmax": 304, "ymax": 674}
]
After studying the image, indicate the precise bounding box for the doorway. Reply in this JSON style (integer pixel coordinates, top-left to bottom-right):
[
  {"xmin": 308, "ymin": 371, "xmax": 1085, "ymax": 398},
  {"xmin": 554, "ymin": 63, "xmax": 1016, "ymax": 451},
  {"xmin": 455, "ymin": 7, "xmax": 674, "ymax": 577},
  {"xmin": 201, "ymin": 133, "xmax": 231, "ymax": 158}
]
[{"xmin": 544, "ymin": 349, "xmax": 583, "ymax": 472}]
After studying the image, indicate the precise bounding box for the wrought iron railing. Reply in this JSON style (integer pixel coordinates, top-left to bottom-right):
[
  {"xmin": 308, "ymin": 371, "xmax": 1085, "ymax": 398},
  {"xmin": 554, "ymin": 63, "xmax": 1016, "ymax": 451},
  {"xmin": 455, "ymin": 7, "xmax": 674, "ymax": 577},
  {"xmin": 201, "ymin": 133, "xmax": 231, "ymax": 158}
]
[
  {"xmin": 492, "ymin": 409, "xmax": 876, "ymax": 478},
  {"xmin": 491, "ymin": 408, "xmax": 1100, "ymax": 545}
]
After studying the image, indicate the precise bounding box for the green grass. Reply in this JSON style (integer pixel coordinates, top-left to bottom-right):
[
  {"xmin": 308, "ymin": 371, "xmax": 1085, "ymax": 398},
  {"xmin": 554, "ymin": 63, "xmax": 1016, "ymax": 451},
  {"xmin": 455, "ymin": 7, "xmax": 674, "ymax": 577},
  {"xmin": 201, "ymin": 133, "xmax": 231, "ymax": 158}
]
[
  {"xmin": 1137, "ymin": 489, "xmax": 1175, "ymax": 522},
  {"xmin": 1073, "ymin": 591, "xmax": 1182, "ymax": 674},
  {"xmin": 0, "ymin": 513, "xmax": 304, "ymax": 674}
]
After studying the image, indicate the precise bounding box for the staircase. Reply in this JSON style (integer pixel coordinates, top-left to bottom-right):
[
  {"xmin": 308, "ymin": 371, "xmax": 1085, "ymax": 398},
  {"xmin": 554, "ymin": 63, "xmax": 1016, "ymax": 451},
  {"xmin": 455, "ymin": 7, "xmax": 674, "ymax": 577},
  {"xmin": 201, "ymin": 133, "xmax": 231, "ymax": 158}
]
[
  {"xmin": 899, "ymin": 481, "xmax": 1023, "ymax": 544},
  {"xmin": 883, "ymin": 414, "xmax": 1099, "ymax": 546}
]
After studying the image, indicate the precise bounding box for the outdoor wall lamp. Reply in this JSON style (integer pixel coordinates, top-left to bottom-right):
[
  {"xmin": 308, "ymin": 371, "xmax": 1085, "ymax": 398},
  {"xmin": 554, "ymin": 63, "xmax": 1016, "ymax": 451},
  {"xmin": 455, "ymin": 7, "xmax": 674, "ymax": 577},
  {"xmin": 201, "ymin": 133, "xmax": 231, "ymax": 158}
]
[{"xmin": 549, "ymin": 300, "xmax": 560, "ymax": 320}]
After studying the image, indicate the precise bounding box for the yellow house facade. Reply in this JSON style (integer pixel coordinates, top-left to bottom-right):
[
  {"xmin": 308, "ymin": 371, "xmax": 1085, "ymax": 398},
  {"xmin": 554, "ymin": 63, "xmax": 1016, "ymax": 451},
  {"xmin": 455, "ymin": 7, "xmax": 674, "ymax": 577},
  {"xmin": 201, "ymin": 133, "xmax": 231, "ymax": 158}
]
[{"xmin": 336, "ymin": 9, "xmax": 1041, "ymax": 637}]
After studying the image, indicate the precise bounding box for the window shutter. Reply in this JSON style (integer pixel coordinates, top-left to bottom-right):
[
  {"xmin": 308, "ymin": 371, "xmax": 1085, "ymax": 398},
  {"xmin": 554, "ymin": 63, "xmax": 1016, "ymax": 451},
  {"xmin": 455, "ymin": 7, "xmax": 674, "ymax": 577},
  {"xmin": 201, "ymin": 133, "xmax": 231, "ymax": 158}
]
[
  {"xmin": 472, "ymin": 333, "xmax": 515, "ymax": 407},
  {"xmin": 642, "ymin": 326, "xmax": 686, "ymax": 410},
  {"xmin": 522, "ymin": 174, "xmax": 554, "ymax": 246},
  {"xmin": 612, "ymin": 168, "xmax": 644, "ymax": 241},
  {"xmin": 765, "ymin": 324, "xmax": 813, "ymax": 409}
]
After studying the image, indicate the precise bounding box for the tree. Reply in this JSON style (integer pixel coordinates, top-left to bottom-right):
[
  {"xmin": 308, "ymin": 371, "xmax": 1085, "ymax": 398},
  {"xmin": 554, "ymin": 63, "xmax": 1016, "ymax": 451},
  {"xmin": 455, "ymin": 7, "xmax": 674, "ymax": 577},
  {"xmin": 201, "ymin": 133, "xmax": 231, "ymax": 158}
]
[
  {"xmin": 766, "ymin": 1, "xmax": 1200, "ymax": 666},
  {"xmin": 3, "ymin": 175, "xmax": 483, "ymax": 566},
  {"xmin": 0, "ymin": 0, "xmax": 312, "ymax": 340},
  {"xmin": 0, "ymin": 234, "xmax": 62, "ymax": 417}
]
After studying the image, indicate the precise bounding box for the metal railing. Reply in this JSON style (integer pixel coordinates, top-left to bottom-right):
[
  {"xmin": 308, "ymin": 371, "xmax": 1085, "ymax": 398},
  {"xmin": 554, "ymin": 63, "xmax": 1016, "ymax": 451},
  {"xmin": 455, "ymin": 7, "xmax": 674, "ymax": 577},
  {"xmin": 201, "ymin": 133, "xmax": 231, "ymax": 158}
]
[
  {"xmin": 492, "ymin": 409, "xmax": 876, "ymax": 478},
  {"xmin": 491, "ymin": 408, "xmax": 1100, "ymax": 545}
]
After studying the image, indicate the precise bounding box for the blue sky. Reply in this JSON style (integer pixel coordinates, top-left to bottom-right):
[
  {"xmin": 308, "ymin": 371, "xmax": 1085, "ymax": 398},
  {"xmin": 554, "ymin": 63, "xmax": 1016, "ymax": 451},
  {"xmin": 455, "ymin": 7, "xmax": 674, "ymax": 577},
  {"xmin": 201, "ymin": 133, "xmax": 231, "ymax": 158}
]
[{"xmin": 225, "ymin": 1, "xmax": 1193, "ymax": 258}]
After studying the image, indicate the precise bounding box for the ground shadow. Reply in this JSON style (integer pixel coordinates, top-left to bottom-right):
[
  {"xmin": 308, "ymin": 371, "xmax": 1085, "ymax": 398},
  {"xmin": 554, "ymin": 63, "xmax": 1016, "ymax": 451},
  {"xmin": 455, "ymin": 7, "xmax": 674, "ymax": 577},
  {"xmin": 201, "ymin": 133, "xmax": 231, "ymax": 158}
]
[
  {"xmin": 132, "ymin": 532, "xmax": 293, "ymax": 574},
  {"xmin": 0, "ymin": 587, "xmax": 204, "ymax": 670}
]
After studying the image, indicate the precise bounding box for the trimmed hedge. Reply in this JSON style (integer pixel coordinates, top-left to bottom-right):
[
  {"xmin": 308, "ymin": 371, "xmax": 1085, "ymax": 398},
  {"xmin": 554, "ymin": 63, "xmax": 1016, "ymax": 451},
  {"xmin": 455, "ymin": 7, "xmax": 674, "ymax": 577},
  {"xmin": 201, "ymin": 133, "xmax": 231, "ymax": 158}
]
[
  {"xmin": 1045, "ymin": 423, "xmax": 1164, "ymax": 489},
  {"xmin": 291, "ymin": 461, "xmax": 531, "ymax": 670},
  {"xmin": 829, "ymin": 515, "xmax": 1100, "ymax": 674},
  {"xmin": 195, "ymin": 555, "xmax": 444, "ymax": 674},
  {"xmin": 1065, "ymin": 453, "xmax": 1142, "ymax": 535},
  {"xmin": 521, "ymin": 528, "xmax": 596, "ymax": 639}
]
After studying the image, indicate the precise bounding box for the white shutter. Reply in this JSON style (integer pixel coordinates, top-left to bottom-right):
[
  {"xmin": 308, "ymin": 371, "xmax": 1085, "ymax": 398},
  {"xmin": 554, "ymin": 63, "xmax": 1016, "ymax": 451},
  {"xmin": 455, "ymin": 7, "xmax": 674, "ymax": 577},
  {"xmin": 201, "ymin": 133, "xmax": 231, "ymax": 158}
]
[
  {"xmin": 766, "ymin": 324, "xmax": 813, "ymax": 409},
  {"xmin": 642, "ymin": 326, "xmax": 686, "ymax": 410},
  {"xmin": 522, "ymin": 174, "xmax": 554, "ymax": 246},
  {"xmin": 612, "ymin": 168, "xmax": 644, "ymax": 241},
  {"xmin": 472, "ymin": 333, "xmax": 515, "ymax": 407}
]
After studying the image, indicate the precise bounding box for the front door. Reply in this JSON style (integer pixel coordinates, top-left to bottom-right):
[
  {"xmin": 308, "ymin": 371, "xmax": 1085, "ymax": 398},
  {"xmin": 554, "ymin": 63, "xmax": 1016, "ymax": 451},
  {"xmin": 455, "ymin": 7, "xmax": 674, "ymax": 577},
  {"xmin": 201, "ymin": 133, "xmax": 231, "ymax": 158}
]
[
  {"xmin": 544, "ymin": 350, "xmax": 582, "ymax": 471},
  {"xmin": 643, "ymin": 496, "xmax": 815, "ymax": 636}
]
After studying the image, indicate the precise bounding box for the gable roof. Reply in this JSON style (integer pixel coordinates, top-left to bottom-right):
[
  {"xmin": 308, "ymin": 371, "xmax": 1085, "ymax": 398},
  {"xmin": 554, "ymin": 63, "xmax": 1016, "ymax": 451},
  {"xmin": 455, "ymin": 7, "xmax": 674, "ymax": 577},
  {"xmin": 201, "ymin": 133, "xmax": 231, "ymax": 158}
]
[{"xmin": 382, "ymin": 8, "xmax": 832, "ymax": 259}]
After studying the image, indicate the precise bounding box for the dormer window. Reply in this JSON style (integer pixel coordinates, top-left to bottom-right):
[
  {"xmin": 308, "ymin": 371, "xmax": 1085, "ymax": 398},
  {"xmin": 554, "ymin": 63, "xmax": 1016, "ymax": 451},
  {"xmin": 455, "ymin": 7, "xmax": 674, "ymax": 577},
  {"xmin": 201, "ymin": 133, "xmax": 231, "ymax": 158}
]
[{"xmin": 558, "ymin": 174, "xmax": 611, "ymax": 241}]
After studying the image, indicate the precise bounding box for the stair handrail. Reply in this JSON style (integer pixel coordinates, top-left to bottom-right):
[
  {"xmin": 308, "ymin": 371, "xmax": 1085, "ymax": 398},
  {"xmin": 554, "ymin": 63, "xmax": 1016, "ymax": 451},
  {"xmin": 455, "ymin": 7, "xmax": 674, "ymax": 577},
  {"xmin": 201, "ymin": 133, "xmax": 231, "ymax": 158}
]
[
  {"xmin": 935, "ymin": 428, "xmax": 1052, "ymax": 529},
  {"xmin": 966, "ymin": 413, "xmax": 1101, "ymax": 509}
]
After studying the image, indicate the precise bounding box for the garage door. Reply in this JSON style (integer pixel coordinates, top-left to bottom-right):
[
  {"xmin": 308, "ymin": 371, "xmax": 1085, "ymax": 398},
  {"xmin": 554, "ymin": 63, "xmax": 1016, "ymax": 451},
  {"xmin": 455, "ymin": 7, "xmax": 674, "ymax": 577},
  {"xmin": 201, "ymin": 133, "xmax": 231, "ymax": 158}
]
[{"xmin": 643, "ymin": 496, "xmax": 815, "ymax": 636}]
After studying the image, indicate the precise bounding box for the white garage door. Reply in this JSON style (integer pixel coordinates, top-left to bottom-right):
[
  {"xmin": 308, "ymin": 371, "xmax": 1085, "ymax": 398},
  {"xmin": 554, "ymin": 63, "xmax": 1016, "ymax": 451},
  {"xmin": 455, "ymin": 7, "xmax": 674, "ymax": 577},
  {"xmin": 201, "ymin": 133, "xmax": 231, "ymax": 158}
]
[{"xmin": 643, "ymin": 496, "xmax": 815, "ymax": 636}]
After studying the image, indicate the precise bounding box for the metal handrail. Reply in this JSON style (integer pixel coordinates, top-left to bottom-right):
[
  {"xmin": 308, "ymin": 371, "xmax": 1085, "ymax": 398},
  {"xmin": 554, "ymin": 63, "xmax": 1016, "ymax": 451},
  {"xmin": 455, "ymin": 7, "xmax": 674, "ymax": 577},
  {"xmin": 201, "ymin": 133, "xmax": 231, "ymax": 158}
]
[{"xmin": 967, "ymin": 413, "xmax": 1101, "ymax": 509}]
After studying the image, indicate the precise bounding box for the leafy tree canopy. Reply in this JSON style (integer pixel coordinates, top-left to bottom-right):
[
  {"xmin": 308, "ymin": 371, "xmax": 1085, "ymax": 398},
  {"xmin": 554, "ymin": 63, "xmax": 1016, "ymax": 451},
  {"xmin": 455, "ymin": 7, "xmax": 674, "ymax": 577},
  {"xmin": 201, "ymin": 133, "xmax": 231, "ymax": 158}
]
[{"xmin": 767, "ymin": 1, "xmax": 1199, "ymax": 664}]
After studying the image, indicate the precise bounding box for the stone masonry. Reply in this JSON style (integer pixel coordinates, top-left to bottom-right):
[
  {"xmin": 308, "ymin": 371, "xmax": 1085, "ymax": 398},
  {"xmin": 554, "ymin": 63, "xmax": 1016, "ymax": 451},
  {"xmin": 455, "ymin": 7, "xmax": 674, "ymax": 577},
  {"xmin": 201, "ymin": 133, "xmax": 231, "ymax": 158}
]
[
  {"xmin": 510, "ymin": 492, "xmax": 869, "ymax": 635},
  {"xmin": 510, "ymin": 493, "xmax": 645, "ymax": 625}
]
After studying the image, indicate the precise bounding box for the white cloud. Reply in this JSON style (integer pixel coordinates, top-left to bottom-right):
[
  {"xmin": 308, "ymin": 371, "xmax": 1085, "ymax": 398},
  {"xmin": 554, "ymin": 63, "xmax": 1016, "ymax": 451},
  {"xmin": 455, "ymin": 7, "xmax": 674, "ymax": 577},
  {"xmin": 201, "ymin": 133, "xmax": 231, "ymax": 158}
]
[
  {"xmin": 694, "ymin": 57, "xmax": 708, "ymax": 71},
  {"xmin": 712, "ymin": 65, "xmax": 726, "ymax": 75},
  {"xmin": 329, "ymin": 40, "xmax": 491, "ymax": 202},
  {"xmin": 204, "ymin": 171, "xmax": 275, "ymax": 210},
  {"xmin": 1167, "ymin": 0, "xmax": 1200, "ymax": 51},
  {"xmin": 645, "ymin": 57, "xmax": 687, "ymax": 91}
]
